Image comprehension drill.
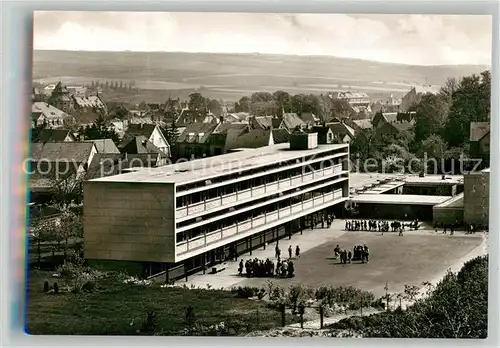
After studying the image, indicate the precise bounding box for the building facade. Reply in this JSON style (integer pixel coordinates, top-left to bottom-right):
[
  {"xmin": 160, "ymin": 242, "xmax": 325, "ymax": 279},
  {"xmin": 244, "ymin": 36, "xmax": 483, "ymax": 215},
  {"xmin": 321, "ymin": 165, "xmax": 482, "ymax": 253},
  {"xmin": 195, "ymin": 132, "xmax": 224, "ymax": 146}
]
[
  {"xmin": 84, "ymin": 139, "xmax": 350, "ymax": 279},
  {"xmin": 463, "ymin": 168, "xmax": 490, "ymax": 228}
]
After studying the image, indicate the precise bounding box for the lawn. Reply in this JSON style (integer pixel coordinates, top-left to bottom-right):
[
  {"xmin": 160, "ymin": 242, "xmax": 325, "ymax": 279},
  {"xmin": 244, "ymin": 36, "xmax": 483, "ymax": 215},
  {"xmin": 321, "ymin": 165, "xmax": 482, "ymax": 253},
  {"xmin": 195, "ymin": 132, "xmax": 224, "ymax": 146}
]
[{"xmin": 26, "ymin": 270, "xmax": 293, "ymax": 335}]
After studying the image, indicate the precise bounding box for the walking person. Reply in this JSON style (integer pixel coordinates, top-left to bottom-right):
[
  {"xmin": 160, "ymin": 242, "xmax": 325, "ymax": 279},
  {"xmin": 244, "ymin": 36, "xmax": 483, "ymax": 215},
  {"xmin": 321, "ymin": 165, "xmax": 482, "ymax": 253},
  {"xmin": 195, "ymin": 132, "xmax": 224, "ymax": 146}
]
[
  {"xmin": 275, "ymin": 244, "xmax": 281, "ymax": 259},
  {"xmin": 295, "ymin": 245, "xmax": 300, "ymax": 259}
]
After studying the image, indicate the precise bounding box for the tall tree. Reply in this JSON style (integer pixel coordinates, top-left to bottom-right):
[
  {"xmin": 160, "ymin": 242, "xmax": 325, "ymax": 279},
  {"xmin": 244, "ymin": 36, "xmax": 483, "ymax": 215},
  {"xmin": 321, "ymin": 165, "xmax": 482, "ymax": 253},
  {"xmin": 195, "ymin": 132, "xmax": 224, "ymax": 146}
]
[
  {"xmin": 443, "ymin": 70, "xmax": 490, "ymax": 147},
  {"xmin": 208, "ymin": 99, "xmax": 223, "ymax": 117},
  {"xmin": 414, "ymin": 93, "xmax": 449, "ymax": 142},
  {"xmin": 188, "ymin": 92, "xmax": 209, "ymax": 111},
  {"xmin": 273, "ymin": 90, "xmax": 291, "ymax": 116},
  {"xmin": 235, "ymin": 96, "xmax": 251, "ymax": 113}
]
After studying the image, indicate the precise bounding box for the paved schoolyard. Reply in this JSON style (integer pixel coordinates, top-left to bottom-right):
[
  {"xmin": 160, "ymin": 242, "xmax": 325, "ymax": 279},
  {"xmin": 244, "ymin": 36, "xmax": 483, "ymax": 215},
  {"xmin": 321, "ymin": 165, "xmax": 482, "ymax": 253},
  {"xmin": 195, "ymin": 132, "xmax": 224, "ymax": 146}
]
[{"xmin": 238, "ymin": 230, "xmax": 485, "ymax": 297}]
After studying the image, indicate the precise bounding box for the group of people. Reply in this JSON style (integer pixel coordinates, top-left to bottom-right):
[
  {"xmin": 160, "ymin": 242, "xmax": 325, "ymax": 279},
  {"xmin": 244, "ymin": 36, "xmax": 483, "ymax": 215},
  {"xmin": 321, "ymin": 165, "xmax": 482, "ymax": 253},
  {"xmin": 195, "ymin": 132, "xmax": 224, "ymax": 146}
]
[
  {"xmin": 345, "ymin": 219, "xmax": 419, "ymax": 235},
  {"xmin": 435, "ymin": 220, "xmax": 477, "ymax": 235},
  {"xmin": 334, "ymin": 244, "xmax": 370, "ymax": 264},
  {"xmin": 275, "ymin": 244, "xmax": 300, "ymax": 260},
  {"xmin": 238, "ymin": 257, "xmax": 295, "ymax": 278}
]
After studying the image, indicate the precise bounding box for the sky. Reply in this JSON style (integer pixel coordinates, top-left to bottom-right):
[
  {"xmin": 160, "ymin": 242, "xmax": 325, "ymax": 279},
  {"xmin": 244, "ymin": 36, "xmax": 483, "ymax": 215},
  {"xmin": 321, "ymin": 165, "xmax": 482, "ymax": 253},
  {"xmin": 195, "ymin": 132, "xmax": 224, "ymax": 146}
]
[{"xmin": 33, "ymin": 12, "xmax": 492, "ymax": 66}]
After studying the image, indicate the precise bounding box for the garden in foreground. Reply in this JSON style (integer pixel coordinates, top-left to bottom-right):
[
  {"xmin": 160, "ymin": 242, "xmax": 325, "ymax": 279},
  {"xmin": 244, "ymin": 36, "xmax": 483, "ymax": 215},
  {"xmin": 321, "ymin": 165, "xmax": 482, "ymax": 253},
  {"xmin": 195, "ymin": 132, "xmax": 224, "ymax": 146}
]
[{"xmin": 26, "ymin": 251, "xmax": 488, "ymax": 338}]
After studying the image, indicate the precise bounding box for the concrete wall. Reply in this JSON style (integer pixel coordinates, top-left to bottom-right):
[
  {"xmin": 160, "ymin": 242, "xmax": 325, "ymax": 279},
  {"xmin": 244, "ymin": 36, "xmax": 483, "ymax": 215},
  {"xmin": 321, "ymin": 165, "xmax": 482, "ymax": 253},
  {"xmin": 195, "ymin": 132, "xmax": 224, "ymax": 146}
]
[
  {"xmin": 464, "ymin": 171, "xmax": 490, "ymax": 228},
  {"xmin": 433, "ymin": 207, "xmax": 464, "ymax": 227},
  {"xmin": 84, "ymin": 181, "xmax": 176, "ymax": 263},
  {"xmin": 290, "ymin": 133, "xmax": 318, "ymax": 150},
  {"xmin": 356, "ymin": 203, "xmax": 434, "ymax": 221}
]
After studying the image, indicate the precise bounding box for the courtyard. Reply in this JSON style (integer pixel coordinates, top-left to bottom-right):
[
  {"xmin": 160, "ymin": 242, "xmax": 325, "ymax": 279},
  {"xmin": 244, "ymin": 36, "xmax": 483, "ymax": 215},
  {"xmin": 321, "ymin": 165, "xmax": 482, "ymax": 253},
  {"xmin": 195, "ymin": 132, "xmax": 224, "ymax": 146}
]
[
  {"xmin": 177, "ymin": 221, "xmax": 486, "ymax": 298},
  {"xmin": 239, "ymin": 231, "xmax": 484, "ymax": 297}
]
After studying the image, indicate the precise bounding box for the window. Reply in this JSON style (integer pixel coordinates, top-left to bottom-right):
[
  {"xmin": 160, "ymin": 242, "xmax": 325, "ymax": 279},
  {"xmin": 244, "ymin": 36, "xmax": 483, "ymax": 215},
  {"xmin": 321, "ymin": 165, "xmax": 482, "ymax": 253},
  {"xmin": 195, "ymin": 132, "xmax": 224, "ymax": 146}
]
[{"xmin": 328, "ymin": 132, "xmax": 333, "ymax": 142}]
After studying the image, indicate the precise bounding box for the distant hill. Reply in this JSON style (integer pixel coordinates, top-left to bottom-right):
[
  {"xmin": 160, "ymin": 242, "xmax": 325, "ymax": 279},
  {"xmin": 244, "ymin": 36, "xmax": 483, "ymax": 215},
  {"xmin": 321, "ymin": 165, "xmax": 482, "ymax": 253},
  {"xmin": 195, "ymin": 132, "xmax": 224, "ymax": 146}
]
[{"xmin": 32, "ymin": 50, "xmax": 490, "ymax": 101}]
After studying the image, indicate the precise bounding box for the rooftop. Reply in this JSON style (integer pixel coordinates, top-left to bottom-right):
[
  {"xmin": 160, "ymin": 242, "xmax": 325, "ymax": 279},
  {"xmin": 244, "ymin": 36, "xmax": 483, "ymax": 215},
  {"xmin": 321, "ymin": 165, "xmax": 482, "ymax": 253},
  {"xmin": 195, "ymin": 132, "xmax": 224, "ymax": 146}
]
[
  {"xmin": 434, "ymin": 193, "xmax": 464, "ymax": 209},
  {"xmin": 404, "ymin": 175, "xmax": 463, "ymax": 185},
  {"xmin": 89, "ymin": 143, "xmax": 348, "ymax": 185},
  {"xmin": 352, "ymin": 194, "xmax": 452, "ymax": 206}
]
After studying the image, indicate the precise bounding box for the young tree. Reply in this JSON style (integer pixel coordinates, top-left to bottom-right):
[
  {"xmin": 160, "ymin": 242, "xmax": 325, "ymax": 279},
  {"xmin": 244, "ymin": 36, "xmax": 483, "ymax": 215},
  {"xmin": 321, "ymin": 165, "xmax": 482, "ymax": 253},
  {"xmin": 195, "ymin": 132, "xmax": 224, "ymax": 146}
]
[{"xmin": 78, "ymin": 113, "xmax": 120, "ymax": 143}]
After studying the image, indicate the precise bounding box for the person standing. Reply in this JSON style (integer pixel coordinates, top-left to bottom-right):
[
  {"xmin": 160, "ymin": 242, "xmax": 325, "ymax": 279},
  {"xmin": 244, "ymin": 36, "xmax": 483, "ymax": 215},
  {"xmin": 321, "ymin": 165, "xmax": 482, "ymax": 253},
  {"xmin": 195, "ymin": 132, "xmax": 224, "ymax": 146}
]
[
  {"xmin": 295, "ymin": 245, "xmax": 300, "ymax": 258},
  {"xmin": 275, "ymin": 244, "xmax": 281, "ymax": 259},
  {"xmin": 288, "ymin": 245, "xmax": 293, "ymax": 259},
  {"xmin": 238, "ymin": 259, "xmax": 243, "ymax": 275},
  {"xmin": 347, "ymin": 250, "xmax": 352, "ymax": 264}
]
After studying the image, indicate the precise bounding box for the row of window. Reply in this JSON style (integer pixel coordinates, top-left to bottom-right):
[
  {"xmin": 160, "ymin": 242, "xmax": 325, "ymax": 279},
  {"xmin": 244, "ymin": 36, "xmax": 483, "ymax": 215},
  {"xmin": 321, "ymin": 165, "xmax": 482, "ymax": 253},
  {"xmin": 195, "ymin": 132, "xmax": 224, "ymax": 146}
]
[
  {"xmin": 176, "ymin": 184, "xmax": 343, "ymax": 244},
  {"xmin": 176, "ymin": 148, "xmax": 346, "ymax": 193},
  {"xmin": 175, "ymin": 157, "xmax": 345, "ymax": 208},
  {"xmin": 175, "ymin": 173, "xmax": 347, "ymax": 228}
]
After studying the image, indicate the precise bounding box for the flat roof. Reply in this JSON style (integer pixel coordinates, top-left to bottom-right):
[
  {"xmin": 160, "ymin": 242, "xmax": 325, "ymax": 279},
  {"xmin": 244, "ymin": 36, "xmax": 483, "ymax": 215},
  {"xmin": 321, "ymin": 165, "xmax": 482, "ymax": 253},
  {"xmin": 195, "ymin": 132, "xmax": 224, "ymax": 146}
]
[
  {"xmin": 404, "ymin": 175, "xmax": 463, "ymax": 185},
  {"xmin": 434, "ymin": 193, "xmax": 464, "ymax": 209},
  {"xmin": 349, "ymin": 173, "xmax": 401, "ymax": 189},
  {"xmin": 89, "ymin": 143, "xmax": 348, "ymax": 185},
  {"xmin": 352, "ymin": 194, "xmax": 452, "ymax": 206}
]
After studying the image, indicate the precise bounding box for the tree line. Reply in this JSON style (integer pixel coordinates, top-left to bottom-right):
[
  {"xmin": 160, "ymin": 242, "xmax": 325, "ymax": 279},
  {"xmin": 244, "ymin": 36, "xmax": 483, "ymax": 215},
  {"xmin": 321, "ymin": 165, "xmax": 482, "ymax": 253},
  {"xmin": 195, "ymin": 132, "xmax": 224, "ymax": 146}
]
[
  {"xmin": 350, "ymin": 70, "xmax": 491, "ymax": 173},
  {"xmin": 234, "ymin": 91, "xmax": 352, "ymax": 120}
]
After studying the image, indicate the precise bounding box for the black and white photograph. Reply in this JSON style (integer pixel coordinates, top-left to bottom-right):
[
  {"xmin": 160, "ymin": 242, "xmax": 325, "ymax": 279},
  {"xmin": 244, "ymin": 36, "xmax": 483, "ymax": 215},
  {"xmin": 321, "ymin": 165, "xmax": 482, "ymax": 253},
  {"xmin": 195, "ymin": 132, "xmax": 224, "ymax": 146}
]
[{"xmin": 27, "ymin": 11, "xmax": 491, "ymax": 338}]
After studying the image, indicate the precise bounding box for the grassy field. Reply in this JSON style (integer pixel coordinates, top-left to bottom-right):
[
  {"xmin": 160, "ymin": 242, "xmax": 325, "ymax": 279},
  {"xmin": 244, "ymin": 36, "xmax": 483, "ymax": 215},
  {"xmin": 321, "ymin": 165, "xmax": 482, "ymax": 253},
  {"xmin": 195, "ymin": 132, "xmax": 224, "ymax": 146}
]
[
  {"xmin": 33, "ymin": 50, "xmax": 488, "ymax": 102},
  {"xmin": 26, "ymin": 270, "xmax": 294, "ymax": 335}
]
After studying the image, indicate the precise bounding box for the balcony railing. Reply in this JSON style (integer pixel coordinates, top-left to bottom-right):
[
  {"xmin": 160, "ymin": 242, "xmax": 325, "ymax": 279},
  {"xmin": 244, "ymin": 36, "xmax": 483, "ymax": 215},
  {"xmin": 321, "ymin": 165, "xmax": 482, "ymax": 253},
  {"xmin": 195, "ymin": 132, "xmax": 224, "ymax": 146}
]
[
  {"xmin": 176, "ymin": 164, "xmax": 344, "ymax": 219},
  {"xmin": 176, "ymin": 188, "xmax": 344, "ymax": 254}
]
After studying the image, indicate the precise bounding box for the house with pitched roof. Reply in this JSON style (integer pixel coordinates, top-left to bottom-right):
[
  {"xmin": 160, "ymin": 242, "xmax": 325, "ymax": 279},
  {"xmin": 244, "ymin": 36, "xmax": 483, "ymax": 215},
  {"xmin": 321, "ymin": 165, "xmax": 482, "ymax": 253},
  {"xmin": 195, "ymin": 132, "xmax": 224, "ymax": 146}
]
[
  {"xmin": 73, "ymin": 95, "xmax": 107, "ymax": 113},
  {"xmin": 299, "ymin": 112, "xmax": 320, "ymax": 127},
  {"xmin": 372, "ymin": 111, "xmax": 414, "ymax": 137},
  {"xmin": 176, "ymin": 123, "xmax": 219, "ymax": 159},
  {"xmin": 121, "ymin": 123, "xmax": 170, "ymax": 156},
  {"xmin": 470, "ymin": 122, "xmax": 490, "ymax": 164},
  {"xmin": 271, "ymin": 129, "xmax": 291, "ymax": 144},
  {"xmin": 32, "ymin": 129, "xmax": 76, "ymax": 143},
  {"xmin": 32, "ymin": 102, "xmax": 74, "ymax": 129},
  {"xmin": 327, "ymin": 122, "xmax": 356, "ymax": 143},
  {"xmin": 83, "ymin": 139, "xmax": 120, "ymax": 154},
  {"xmin": 400, "ymin": 85, "xmax": 440, "ymax": 112},
  {"xmin": 345, "ymin": 118, "xmax": 373, "ymax": 135},
  {"xmin": 282, "ymin": 112, "xmax": 307, "ymax": 131},
  {"xmin": 29, "ymin": 142, "xmax": 98, "ymax": 202},
  {"xmin": 250, "ymin": 116, "xmax": 284, "ymax": 130},
  {"xmin": 48, "ymin": 82, "xmax": 74, "ymax": 113},
  {"xmin": 118, "ymin": 135, "xmax": 169, "ymax": 167},
  {"xmin": 225, "ymin": 129, "xmax": 275, "ymax": 151},
  {"xmin": 32, "ymin": 86, "xmax": 46, "ymax": 103}
]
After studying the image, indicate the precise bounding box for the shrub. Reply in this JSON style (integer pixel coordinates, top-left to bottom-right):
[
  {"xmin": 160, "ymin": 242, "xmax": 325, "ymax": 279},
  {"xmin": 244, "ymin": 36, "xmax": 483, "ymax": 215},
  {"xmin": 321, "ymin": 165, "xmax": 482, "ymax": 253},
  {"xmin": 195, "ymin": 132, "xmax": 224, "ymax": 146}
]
[
  {"xmin": 185, "ymin": 306, "xmax": 196, "ymax": 326},
  {"xmin": 140, "ymin": 310, "xmax": 158, "ymax": 335},
  {"xmin": 81, "ymin": 280, "xmax": 97, "ymax": 293},
  {"xmin": 235, "ymin": 286, "xmax": 260, "ymax": 298}
]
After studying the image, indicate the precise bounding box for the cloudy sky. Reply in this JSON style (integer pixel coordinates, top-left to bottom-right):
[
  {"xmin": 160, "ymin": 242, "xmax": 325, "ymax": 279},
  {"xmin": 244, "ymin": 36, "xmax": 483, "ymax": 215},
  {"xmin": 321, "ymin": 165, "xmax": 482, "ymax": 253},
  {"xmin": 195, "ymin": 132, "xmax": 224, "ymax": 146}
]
[{"xmin": 33, "ymin": 12, "xmax": 492, "ymax": 66}]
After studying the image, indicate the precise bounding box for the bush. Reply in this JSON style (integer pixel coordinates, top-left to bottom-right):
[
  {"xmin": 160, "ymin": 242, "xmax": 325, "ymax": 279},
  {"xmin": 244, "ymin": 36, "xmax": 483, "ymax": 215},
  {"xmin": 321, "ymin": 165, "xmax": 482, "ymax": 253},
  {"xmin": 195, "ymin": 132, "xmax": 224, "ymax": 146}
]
[
  {"xmin": 185, "ymin": 306, "xmax": 196, "ymax": 326},
  {"xmin": 235, "ymin": 286, "xmax": 261, "ymax": 298},
  {"xmin": 327, "ymin": 255, "xmax": 488, "ymax": 338},
  {"xmin": 81, "ymin": 280, "xmax": 97, "ymax": 293},
  {"xmin": 140, "ymin": 310, "xmax": 158, "ymax": 335}
]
